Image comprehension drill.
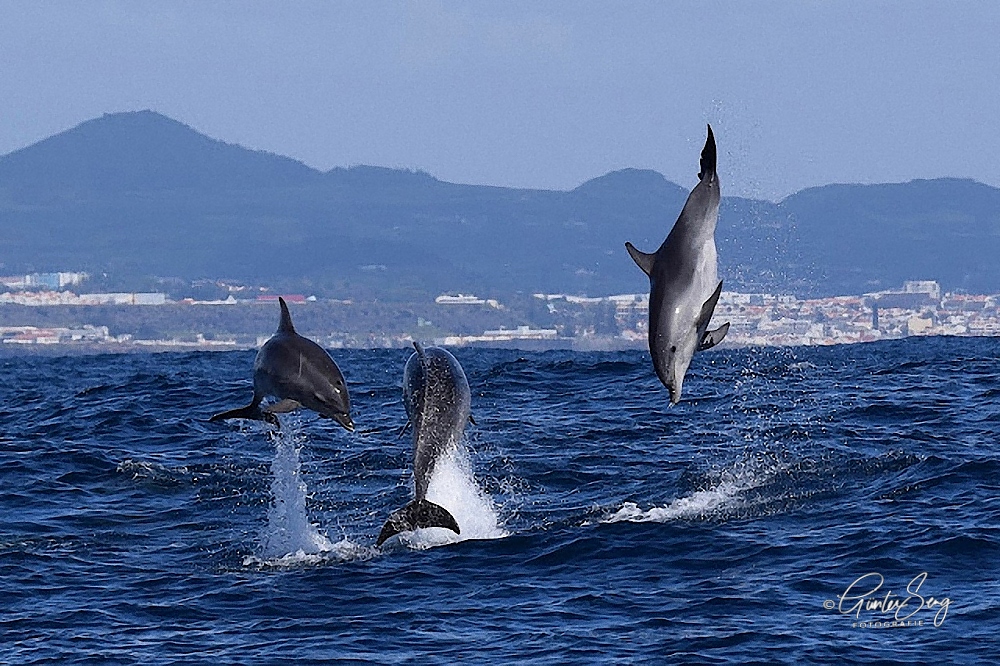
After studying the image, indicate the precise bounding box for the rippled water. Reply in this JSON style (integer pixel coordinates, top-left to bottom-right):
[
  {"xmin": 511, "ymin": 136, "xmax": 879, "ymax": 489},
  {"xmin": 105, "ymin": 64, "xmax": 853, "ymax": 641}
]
[{"xmin": 1, "ymin": 337, "xmax": 998, "ymax": 663}]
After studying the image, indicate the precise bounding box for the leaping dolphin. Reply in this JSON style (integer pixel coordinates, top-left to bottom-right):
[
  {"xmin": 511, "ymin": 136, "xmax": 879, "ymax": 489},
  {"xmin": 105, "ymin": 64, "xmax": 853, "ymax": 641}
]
[
  {"xmin": 376, "ymin": 342, "xmax": 468, "ymax": 546},
  {"xmin": 209, "ymin": 297, "xmax": 354, "ymax": 431},
  {"xmin": 625, "ymin": 125, "xmax": 730, "ymax": 404}
]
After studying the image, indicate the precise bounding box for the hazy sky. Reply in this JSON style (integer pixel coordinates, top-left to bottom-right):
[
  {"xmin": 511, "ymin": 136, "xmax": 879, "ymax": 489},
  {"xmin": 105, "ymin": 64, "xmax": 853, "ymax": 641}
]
[{"xmin": 1, "ymin": 1, "xmax": 998, "ymax": 200}]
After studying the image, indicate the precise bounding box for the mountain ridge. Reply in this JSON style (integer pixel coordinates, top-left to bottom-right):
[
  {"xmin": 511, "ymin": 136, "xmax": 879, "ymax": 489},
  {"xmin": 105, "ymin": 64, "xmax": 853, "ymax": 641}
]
[{"xmin": 2, "ymin": 111, "xmax": 999, "ymax": 298}]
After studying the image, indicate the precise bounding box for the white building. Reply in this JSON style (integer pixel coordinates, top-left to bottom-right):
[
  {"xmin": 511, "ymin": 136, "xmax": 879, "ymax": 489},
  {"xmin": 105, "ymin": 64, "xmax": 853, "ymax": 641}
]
[
  {"xmin": 903, "ymin": 280, "xmax": 941, "ymax": 301},
  {"xmin": 436, "ymin": 294, "xmax": 485, "ymax": 305}
]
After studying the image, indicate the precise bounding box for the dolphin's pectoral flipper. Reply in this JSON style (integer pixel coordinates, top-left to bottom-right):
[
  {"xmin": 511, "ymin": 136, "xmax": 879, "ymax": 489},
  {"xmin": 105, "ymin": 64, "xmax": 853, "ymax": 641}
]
[
  {"xmin": 376, "ymin": 499, "xmax": 461, "ymax": 546},
  {"xmin": 695, "ymin": 280, "xmax": 725, "ymax": 333},
  {"xmin": 699, "ymin": 322, "xmax": 730, "ymax": 351},
  {"xmin": 209, "ymin": 402, "xmax": 279, "ymax": 426},
  {"xmin": 263, "ymin": 398, "xmax": 301, "ymax": 414},
  {"xmin": 625, "ymin": 242, "xmax": 656, "ymax": 276}
]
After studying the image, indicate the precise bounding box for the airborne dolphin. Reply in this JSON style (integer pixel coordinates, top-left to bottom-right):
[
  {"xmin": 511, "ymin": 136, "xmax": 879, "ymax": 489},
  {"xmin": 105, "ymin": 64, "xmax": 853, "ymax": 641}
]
[
  {"xmin": 376, "ymin": 342, "xmax": 468, "ymax": 546},
  {"xmin": 209, "ymin": 297, "xmax": 354, "ymax": 431},
  {"xmin": 625, "ymin": 125, "xmax": 730, "ymax": 404}
]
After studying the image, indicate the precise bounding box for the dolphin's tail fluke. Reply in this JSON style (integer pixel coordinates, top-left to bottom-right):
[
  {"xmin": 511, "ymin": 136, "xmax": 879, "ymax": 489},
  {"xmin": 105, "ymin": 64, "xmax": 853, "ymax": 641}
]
[
  {"xmin": 376, "ymin": 498, "xmax": 461, "ymax": 546},
  {"xmin": 699, "ymin": 124, "xmax": 717, "ymax": 182},
  {"xmin": 209, "ymin": 403, "xmax": 279, "ymax": 426}
]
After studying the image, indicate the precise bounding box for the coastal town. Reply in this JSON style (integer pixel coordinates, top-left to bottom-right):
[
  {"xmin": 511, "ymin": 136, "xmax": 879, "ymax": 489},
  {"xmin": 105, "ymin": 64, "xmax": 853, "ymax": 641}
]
[{"xmin": 2, "ymin": 272, "xmax": 998, "ymax": 352}]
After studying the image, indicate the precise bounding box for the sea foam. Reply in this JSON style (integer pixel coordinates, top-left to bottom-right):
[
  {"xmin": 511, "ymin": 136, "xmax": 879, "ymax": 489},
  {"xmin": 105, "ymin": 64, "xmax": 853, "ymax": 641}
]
[
  {"xmin": 392, "ymin": 443, "xmax": 507, "ymax": 549},
  {"xmin": 605, "ymin": 456, "xmax": 779, "ymax": 523}
]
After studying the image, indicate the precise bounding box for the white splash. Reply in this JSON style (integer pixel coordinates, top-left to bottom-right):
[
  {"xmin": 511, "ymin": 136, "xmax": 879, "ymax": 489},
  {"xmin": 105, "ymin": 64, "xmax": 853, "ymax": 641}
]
[
  {"xmin": 244, "ymin": 536, "xmax": 376, "ymax": 568},
  {"xmin": 394, "ymin": 444, "xmax": 507, "ymax": 549},
  {"xmin": 607, "ymin": 481, "xmax": 746, "ymax": 523},
  {"xmin": 606, "ymin": 458, "xmax": 778, "ymax": 523},
  {"xmin": 257, "ymin": 426, "xmax": 337, "ymax": 559}
]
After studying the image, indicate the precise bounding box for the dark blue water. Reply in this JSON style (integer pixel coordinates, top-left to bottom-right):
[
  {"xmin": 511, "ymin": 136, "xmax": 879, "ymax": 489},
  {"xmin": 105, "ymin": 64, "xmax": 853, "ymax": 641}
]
[{"xmin": 1, "ymin": 337, "xmax": 998, "ymax": 663}]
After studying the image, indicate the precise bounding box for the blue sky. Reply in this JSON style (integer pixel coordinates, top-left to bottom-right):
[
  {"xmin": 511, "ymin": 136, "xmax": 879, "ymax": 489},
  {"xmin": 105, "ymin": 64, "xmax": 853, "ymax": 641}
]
[{"xmin": 1, "ymin": 1, "xmax": 998, "ymax": 199}]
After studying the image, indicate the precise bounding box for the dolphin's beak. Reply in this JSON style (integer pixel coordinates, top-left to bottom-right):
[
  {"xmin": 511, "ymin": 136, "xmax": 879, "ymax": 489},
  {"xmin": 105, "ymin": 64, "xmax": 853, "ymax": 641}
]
[
  {"xmin": 331, "ymin": 412, "xmax": 355, "ymax": 432},
  {"xmin": 667, "ymin": 384, "xmax": 681, "ymax": 406}
]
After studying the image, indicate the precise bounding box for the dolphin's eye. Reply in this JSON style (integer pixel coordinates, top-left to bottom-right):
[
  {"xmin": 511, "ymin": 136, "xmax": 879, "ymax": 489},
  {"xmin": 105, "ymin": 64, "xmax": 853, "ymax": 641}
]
[{"xmin": 670, "ymin": 345, "xmax": 677, "ymax": 353}]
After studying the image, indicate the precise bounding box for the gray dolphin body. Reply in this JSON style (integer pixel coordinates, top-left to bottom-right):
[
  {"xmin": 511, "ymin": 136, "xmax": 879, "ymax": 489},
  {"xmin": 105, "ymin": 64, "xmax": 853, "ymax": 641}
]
[
  {"xmin": 625, "ymin": 125, "xmax": 730, "ymax": 404},
  {"xmin": 376, "ymin": 343, "xmax": 467, "ymax": 546},
  {"xmin": 209, "ymin": 297, "xmax": 354, "ymax": 431}
]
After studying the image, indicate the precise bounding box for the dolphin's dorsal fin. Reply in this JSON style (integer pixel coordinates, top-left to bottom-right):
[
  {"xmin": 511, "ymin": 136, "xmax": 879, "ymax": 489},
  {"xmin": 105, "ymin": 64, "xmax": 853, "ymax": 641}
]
[
  {"xmin": 277, "ymin": 297, "xmax": 295, "ymax": 334},
  {"xmin": 699, "ymin": 322, "xmax": 730, "ymax": 352},
  {"xmin": 695, "ymin": 280, "xmax": 724, "ymax": 334},
  {"xmin": 412, "ymin": 341, "xmax": 430, "ymax": 371},
  {"xmin": 698, "ymin": 124, "xmax": 717, "ymax": 182},
  {"xmin": 625, "ymin": 242, "xmax": 655, "ymax": 276}
]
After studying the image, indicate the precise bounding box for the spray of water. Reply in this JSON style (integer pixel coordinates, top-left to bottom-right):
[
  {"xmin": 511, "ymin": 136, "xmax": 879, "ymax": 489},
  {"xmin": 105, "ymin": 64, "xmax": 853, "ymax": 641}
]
[
  {"xmin": 607, "ymin": 481, "xmax": 748, "ymax": 523},
  {"xmin": 605, "ymin": 455, "xmax": 781, "ymax": 523},
  {"xmin": 393, "ymin": 443, "xmax": 507, "ymax": 550},
  {"xmin": 246, "ymin": 421, "xmax": 374, "ymax": 566},
  {"xmin": 240, "ymin": 415, "xmax": 504, "ymax": 560},
  {"xmin": 257, "ymin": 425, "xmax": 335, "ymax": 558}
]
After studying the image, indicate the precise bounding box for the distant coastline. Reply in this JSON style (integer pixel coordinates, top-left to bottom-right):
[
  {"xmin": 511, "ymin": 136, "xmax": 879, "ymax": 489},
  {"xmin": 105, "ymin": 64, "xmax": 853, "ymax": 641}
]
[{"xmin": 2, "ymin": 280, "xmax": 997, "ymax": 355}]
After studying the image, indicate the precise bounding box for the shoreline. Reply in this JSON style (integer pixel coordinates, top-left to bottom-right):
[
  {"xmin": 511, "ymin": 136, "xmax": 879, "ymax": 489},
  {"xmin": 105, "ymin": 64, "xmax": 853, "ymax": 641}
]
[{"xmin": 0, "ymin": 333, "xmax": 989, "ymax": 358}]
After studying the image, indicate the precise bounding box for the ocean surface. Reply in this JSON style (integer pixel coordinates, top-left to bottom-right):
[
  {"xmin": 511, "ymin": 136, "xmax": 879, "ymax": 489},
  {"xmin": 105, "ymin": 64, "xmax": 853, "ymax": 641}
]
[{"xmin": 1, "ymin": 337, "xmax": 998, "ymax": 664}]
